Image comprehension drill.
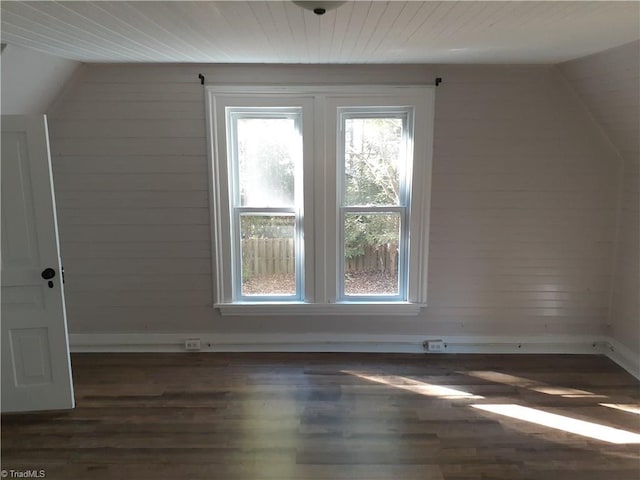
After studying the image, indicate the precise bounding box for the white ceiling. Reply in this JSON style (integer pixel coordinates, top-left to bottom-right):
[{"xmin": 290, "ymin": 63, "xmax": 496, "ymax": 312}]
[{"xmin": 1, "ymin": 1, "xmax": 639, "ymax": 64}]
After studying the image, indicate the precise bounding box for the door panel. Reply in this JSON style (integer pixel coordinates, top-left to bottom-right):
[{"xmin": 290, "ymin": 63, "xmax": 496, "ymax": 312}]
[
  {"xmin": 1, "ymin": 115, "xmax": 74, "ymax": 413},
  {"xmin": 9, "ymin": 327, "xmax": 53, "ymax": 386},
  {"xmin": 1, "ymin": 131, "xmax": 40, "ymax": 270}
]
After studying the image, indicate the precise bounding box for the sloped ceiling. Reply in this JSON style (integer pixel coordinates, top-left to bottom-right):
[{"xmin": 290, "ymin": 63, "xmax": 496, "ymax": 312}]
[
  {"xmin": 1, "ymin": 1, "xmax": 639, "ymax": 64},
  {"xmin": 560, "ymin": 41, "xmax": 640, "ymax": 163},
  {"xmin": 0, "ymin": 44, "xmax": 80, "ymax": 114}
]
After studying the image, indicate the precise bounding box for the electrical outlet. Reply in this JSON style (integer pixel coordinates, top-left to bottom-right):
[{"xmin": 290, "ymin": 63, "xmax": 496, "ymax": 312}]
[
  {"xmin": 423, "ymin": 340, "xmax": 444, "ymax": 352},
  {"xmin": 184, "ymin": 338, "xmax": 201, "ymax": 351}
]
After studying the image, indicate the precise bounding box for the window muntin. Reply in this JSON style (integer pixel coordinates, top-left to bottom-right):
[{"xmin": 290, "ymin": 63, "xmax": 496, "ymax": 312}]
[
  {"xmin": 227, "ymin": 108, "xmax": 304, "ymax": 301},
  {"xmin": 337, "ymin": 108, "xmax": 413, "ymax": 301}
]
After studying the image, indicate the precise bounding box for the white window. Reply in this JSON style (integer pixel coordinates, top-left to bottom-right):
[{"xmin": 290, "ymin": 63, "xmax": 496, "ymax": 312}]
[
  {"xmin": 337, "ymin": 108, "xmax": 412, "ymax": 302},
  {"xmin": 206, "ymin": 86, "xmax": 434, "ymax": 315},
  {"xmin": 226, "ymin": 108, "xmax": 304, "ymax": 301}
]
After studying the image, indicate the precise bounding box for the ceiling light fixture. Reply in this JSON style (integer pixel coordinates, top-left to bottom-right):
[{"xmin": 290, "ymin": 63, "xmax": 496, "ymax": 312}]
[{"xmin": 293, "ymin": 1, "xmax": 347, "ymax": 15}]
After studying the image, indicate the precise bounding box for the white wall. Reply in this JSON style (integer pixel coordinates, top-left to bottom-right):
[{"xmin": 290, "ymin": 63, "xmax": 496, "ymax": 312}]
[
  {"xmin": 48, "ymin": 63, "xmax": 618, "ymax": 342},
  {"xmin": 1, "ymin": 44, "xmax": 80, "ymax": 115},
  {"xmin": 560, "ymin": 41, "xmax": 640, "ymax": 358}
]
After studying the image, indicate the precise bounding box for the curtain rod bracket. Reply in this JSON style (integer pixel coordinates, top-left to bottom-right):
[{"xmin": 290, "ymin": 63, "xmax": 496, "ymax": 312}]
[{"xmin": 435, "ymin": 77, "xmax": 442, "ymax": 86}]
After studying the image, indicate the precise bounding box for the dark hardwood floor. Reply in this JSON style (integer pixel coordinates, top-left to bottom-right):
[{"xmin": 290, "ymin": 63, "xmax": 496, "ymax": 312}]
[{"xmin": 2, "ymin": 353, "xmax": 639, "ymax": 479}]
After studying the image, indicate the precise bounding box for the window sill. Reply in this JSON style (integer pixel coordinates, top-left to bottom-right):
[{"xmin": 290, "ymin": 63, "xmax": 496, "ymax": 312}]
[{"xmin": 215, "ymin": 302, "xmax": 424, "ymax": 316}]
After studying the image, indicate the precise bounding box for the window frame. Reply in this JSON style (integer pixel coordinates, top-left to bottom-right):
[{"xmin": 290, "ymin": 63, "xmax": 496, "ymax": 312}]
[
  {"xmin": 337, "ymin": 107, "xmax": 414, "ymax": 302},
  {"xmin": 226, "ymin": 107, "xmax": 305, "ymax": 302},
  {"xmin": 205, "ymin": 86, "xmax": 435, "ymax": 316}
]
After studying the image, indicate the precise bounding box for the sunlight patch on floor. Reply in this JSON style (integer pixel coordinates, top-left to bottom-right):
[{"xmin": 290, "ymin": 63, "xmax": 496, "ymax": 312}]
[
  {"xmin": 464, "ymin": 370, "xmax": 604, "ymax": 398},
  {"xmin": 345, "ymin": 371, "xmax": 484, "ymax": 399},
  {"xmin": 472, "ymin": 404, "xmax": 640, "ymax": 444},
  {"xmin": 600, "ymin": 403, "xmax": 640, "ymax": 416}
]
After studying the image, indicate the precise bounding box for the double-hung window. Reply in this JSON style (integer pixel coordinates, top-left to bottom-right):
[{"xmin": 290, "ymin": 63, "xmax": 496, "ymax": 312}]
[
  {"xmin": 227, "ymin": 108, "xmax": 304, "ymax": 301},
  {"xmin": 338, "ymin": 108, "xmax": 412, "ymax": 302},
  {"xmin": 206, "ymin": 86, "xmax": 434, "ymax": 315}
]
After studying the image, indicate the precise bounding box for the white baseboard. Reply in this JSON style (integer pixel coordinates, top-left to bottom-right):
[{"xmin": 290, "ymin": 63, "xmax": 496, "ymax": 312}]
[
  {"xmin": 601, "ymin": 338, "xmax": 640, "ymax": 380},
  {"xmin": 68, "ymin": 332, "xmax": 638, "ymax": 380},
  {"xmin": 69, "ymin": 332, "xmax": 605, "ymax": 354}
]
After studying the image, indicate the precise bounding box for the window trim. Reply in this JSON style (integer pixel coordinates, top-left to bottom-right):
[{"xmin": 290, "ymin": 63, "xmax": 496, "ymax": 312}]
[{"xmin": 205, "ymin": 85, "xmax": 435, "ymax": 316}]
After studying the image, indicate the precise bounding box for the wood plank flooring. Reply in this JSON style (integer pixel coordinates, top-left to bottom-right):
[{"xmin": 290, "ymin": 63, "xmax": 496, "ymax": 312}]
[{"xmin": 2, "ymin": 353, "xmax": 639, "ymax": 479}]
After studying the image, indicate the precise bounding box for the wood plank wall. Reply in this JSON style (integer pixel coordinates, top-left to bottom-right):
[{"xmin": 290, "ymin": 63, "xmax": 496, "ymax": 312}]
[
  {"xmin": 560, "ymin": 41, "xmax": 640, "ymax": 355},
  {"xmin": 48, "ymin": 63, "xmax": 618, "ymax": 338}
]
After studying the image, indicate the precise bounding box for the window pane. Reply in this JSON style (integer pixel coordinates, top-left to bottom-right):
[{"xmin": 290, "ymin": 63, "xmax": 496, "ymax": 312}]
[
  {"xmin": 237, "ymin": 117, "xmax": 299, "ymax": 207},
  {"xmin": 344, "ymin": 213, "xmax": 400, "ymax": 296},
  {"xmin": 344, "ymin": 117, "xmax": 403, "ymax": 206},
  {"xmin": 240, "ymin": 215, "xmax": 296, "ymax": 296}
]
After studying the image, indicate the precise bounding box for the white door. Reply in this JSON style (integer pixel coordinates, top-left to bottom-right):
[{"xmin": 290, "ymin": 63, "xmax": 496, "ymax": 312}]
[{"xmin": 1, "ymin": 115, "xmax": 74, "ymax": 413}]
